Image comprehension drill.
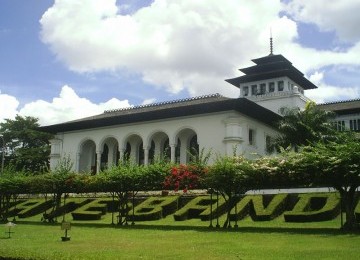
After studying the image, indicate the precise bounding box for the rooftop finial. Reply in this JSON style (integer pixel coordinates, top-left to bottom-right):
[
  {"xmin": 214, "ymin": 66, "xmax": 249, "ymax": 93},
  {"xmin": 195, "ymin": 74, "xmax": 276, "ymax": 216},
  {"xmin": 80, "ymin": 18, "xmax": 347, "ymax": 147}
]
[{"xmin": 270, "ymin": 27, "xmax": 273, "ymax": 55}]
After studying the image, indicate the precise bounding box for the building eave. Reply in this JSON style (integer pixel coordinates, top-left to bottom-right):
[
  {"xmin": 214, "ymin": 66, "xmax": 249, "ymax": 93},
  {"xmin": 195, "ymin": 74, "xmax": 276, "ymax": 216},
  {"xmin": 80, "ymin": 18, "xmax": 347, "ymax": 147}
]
[{"xmin": 39, "ymin": 98, "xmax": 281, "ymax": 134}]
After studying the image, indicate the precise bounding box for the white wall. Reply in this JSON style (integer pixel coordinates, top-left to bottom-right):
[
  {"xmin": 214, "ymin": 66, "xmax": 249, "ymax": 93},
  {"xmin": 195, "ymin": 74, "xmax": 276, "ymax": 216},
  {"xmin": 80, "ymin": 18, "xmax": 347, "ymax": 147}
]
[{"xmin": 50, "ymin": 110, "xmax": 279, "ymax": 172}]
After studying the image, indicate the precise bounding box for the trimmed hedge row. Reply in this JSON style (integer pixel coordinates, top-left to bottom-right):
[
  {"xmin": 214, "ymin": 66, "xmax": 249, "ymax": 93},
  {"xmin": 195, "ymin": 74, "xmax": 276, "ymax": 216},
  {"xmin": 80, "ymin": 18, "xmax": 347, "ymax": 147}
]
[
  {"xmin": 251, "ymin": 194, "xmax": 288, "ymax": 221},
  {"xmin": 129, "ymin": 196, "xmax": 179, "ymax": 221},
  {"xmin": 72, "ymin": 198, "xmax": 121, "ymax": 221},
  {"xmin": 173, "ymin": 195, "xmax": 226, "ymax": 221},
  {"xmin": 283, "ymin": 193, "xmax": 340, "ymax": 222},
  {"xmin": 13, "ymin": 199, "xmax": 53, "ymax": 219},
  {"xmin": 5, "ymin": 192, "xmax": 351, "ymax": 223}
]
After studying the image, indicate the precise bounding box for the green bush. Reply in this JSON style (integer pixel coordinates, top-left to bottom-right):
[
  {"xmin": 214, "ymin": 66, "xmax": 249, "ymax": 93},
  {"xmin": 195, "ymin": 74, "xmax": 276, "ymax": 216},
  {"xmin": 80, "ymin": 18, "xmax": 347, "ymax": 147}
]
[
  {"xmin": 229, "ymin": 195, "xmax": 252, "ymax": 221},
  {"xmin": 129, "ymin": 196, "xmax": 179, "ymax": 221},
  {"xmin": 43, "ymin": 197, "xmax": 93, "ymax": 220},
  {"xmin": 249, "ymin": 194, "xmax": 288, "ymax": 221},
  {"xmin": 354, "ymin": 199, "xmax": 360, "ymax": 223},
  {"xmin": 174, "ymin": 195, "xmax": 226, "ymax": 221},
  {"xmin": 14, "ymin": 199, "xmax": 54, "ymax": 218},
  {"xmin": 71, "ymin": 198, "xmax": 115, "ymax": 221},
  {"xmin": 283, "ymin": 193, "xmax": 340, "ymax": 222}
]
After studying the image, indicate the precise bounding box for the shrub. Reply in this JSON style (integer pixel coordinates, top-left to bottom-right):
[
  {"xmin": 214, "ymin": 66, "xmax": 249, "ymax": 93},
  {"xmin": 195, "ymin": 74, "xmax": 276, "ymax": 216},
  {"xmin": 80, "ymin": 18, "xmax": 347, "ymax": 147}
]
[
  {"xmin": 129, "ymin": 196, "xmax": 179, "ymax": 221},
  {"xmin": 249, "ymin": 194, "xmax": 288, "ymax": 221},
  {"xmin": 71, "ymin": 198, "xmax": 117, "ymax": 221},
  {"xmin": 283, "ymin": 193, "xmax": 340, "ymax": 222},
  {"xmin": 174, "ymin": 195, "xmax": 226, "ymax": 221},
  {"xmin": 163, "ymin": 164, "xmax": 208, "ymax": 193}
]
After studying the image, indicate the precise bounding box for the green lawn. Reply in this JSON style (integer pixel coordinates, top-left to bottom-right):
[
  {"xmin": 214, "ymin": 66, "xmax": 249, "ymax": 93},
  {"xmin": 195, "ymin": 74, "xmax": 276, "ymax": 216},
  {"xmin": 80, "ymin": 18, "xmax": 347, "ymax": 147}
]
[{"xmin": 1, "ymin": 214, "xmax": 360, "ymax": 260}]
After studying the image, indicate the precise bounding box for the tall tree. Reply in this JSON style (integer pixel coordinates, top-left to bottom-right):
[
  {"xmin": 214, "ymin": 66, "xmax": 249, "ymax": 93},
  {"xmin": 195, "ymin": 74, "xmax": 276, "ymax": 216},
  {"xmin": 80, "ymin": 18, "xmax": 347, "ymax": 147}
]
[
  {"xmin": 0, "ymin": 115, "xmax": 53, "ymax": 173},
  {"xmin": 273, "ymin": 102, "xmax": 336, "ymax": 151},
  {"xmin": 295, "ymin": 135, "xmax": 360, "ymax": 230}
]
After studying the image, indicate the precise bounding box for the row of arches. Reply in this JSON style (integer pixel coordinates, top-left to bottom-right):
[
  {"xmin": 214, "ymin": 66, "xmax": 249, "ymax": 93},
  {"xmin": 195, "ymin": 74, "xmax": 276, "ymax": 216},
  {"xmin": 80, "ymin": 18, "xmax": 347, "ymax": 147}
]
[{"xmin": 77, "ymin": 128, "xmax": 199, "ymax": 173}]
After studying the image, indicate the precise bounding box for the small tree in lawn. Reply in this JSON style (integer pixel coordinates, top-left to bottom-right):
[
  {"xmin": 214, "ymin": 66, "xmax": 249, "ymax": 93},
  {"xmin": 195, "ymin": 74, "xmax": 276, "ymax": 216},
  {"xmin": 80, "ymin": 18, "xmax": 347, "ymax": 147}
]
[
  {"xmin": 101, "ymin": 161, "xmax": 146, "ymax": 225},
  {"xmin": 298, "ymin": 135, "xmax": 360, "ymax": 230},
  {"xmin": 0, "ymin": 167, "xmax": 28, "ymax": 222},
  {"xmin": 205, "ymin": 155, "xmax": 254, "ymax": 228},
  {"xmin": 40, "ymin": 155, "xmax": 76, "ymax": 222}
]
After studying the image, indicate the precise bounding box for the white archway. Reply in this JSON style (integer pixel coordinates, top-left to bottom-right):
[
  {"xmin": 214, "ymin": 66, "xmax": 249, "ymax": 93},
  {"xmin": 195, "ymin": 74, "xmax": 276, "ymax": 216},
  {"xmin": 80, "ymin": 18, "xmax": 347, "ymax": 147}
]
[{"xmin": 78, "ymin": 139, "xmax": 96, "ymax": 173}]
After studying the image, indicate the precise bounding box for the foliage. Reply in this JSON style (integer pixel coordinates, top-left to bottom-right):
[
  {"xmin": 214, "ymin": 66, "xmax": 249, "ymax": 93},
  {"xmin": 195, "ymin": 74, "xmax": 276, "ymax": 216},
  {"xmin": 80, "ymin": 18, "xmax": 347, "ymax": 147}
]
[
  {"xmin": 283, "ymin": 193, "xmax": 340, "ymax": 222},
  {"xmin": 273, "ymin": 101, "xmax": 337, "ymax": 151},
  {"xmin": 163, "ymin": 148, "xmax": 210, "ymax": 193},
  {"xmin": 205, "ymin": 155, "xmax": 255, "ymax": 227},
  {"xmin": 130, "ymin": 196, "xmax": 179, "ymax": 221},
  {"xmin": 0, "ymin": 115, "xmax": 53, "ymax": 172},
  {"xmin": 163, "ymin": 164, "xmax": 208, "ymax": 192},
  {"xmin": 293, "ymin": 136, "xmax": 360, "ymax": 230},
  {"xmin": 140, "ymin": 159, "xmax": 172, "ymax": 191}
]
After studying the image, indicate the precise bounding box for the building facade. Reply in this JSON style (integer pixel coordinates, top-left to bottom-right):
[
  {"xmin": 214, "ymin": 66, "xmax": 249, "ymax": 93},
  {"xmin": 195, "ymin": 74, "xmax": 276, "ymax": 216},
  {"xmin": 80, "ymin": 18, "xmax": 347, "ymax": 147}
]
[
  {"xmin": 41, "ymin": 53, "xmax": 319, "ymax": 173},
  {"xmin": 317, "ymin": 99, "xmax": 360, "ymax": 132}
]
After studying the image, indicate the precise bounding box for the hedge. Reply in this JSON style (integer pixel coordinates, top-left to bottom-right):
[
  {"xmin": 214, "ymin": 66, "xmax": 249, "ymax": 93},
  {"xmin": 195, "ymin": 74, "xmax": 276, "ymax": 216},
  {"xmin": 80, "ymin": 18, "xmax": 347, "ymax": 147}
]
[
  {"xmin": 71, "ymin": 198, "xmax": 117, "ymax": 221},
  {"xmin": 250, "ymin": 194, "xmax": 288, "ymax": 221},
  {"xmin": 173, "ymin": 195, "xmax": 226, "ymax": 221},
  {"xmin": 129, "ymin": 196, "xmax": 179, "ymax": 221},
  {"xmin": 14, "ymin": 199, "xmax": 53, "ymax": 219},
  {"xmin": 283, "ymin": 193, "xmax": 340, "ymax": 222},
  {"xmin": 353, "ymin": 199, "xmax": 360, "ymax": 223}
]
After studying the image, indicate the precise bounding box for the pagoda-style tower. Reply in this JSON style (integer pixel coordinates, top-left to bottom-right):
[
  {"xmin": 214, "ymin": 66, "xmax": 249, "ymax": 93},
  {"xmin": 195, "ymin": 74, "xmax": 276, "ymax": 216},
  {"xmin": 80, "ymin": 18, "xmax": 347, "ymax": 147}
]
[{"xmin": 226, "ymin": 52, "xmax": 317, "ymax": 114}]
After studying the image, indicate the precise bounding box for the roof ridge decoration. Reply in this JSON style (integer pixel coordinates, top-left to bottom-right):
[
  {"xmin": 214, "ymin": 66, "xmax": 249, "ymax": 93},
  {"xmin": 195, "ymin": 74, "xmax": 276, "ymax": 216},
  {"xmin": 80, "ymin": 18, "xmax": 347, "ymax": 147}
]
[
  {"xmin": 103, "ymin": 93, "xmax": 223, "ymax": 114},
  {"xmin": 317, "ymin": 98, "xmax": 360, "ymax": 106},
  {"xmin": 269, "ymin": 27, "xmax": 273, "ymax": 56}
]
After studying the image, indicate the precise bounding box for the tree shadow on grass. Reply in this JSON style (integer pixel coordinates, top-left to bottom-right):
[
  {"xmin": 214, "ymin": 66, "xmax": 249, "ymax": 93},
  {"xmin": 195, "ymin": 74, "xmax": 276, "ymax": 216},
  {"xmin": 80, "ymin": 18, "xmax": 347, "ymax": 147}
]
[{"xmin": 15, "ymin": 220, "xmax": 360, "ymax": 236}]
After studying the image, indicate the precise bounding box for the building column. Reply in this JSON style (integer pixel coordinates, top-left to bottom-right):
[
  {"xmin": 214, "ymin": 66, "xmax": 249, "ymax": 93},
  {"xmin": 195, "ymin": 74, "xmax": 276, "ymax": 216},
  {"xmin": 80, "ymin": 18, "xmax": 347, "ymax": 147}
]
[
  {"xmin": 143, "ymin": 147, "xmax": 149, "ymax": 166},
  {"xmin": 119, "ymin": 148, "xmax": 125, "ymax": 164},
  {"xmin": 108, "ymin": 145, "xmax": 114, "ymax": 167},
  {"xmin": 170, "ymin": 144, "xmax": 176, "ymax": 163},
  {"xmin": 154, "ymin": 142, "xmax": 161, "ymax": 159},
  {"xmin": 96, "ymin": 151, "xmax": 102, "ymax": 174},
  {"xmin": 179, "ymin": 137, "xmax": 187, "ymax": 164},
  {"xmin": 75, "ymin": 153, "xmax": 80, "ymax": 173}
]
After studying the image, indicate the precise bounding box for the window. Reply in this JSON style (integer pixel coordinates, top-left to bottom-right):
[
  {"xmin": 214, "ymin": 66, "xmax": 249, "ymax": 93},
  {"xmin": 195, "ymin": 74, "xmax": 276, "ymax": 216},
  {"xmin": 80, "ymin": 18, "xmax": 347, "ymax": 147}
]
[
  {"xmin": 251, "ymin": 85, "xmax": 257, "ymax": 95},
  {"xmin": 269, "ymin": 82, "xmax": 275, "ymax": 92},
  {"xmin": 243, "ymin": 86, "xmax": 249, "ymax": 96},
  {"xmin": 249, "ymin": 128, "xmax": 255, "ymax": 145},
  {"xmin": 334, "ymin": 121, "xmax": 345, "ymax": 131},
  {"xmin": 260, "ymin": 83, "xmax": 266, "ymax": 95},
  {"xmin": 277, "ymin": 81, "xmax": 284, "ymax": 91}
]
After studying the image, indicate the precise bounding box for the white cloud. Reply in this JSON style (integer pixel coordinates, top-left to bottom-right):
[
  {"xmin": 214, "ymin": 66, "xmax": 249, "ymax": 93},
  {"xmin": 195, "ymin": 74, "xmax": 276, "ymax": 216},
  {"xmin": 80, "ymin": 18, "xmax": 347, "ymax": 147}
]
[
  {"xmin": 40, "ymin": 0, "xmax": 288, "ymax": 97},
  {"xmin": 39, "ymin": 0, "xmax": 360, "ymax": 103},
  {"xmin": 306, "ymin": 71, "xmax": 360, "ymax": 103},
  {"xmin": 141, "ymin": 98, "xmax": 156, "ymax": 106},
  {"xmin": 283, "ymin": 0, "xmax": 360, "ymax": 42},
  {"xmin": 0, "ymin": 86, "xmax": 131, "ymax": 126},
  {"xmin": 0, "ymin": 93, "xmax": 19, "ymax": 122}
]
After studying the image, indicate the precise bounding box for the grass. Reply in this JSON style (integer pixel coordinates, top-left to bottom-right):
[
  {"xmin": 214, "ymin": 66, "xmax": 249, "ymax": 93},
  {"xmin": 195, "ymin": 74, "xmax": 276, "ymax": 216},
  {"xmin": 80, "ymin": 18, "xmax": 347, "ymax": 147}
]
[{"xmin": 1, "ymin": 213, "xmax": 360, "ymax": 260}]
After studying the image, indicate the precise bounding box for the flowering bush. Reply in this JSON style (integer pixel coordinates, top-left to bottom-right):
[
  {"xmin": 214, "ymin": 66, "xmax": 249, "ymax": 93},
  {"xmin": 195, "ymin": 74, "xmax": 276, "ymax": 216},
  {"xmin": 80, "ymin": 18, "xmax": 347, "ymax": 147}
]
[{"xmin": 163, "ymin": 164, "xmax": 208, "ymax": 193}]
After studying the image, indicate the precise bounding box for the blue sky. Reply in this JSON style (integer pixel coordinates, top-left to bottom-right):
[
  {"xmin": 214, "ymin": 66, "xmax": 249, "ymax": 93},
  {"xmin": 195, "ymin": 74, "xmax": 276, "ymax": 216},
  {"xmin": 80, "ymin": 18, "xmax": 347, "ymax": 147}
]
[{"xmin": 1, "ymin": 0, "xmax": 360, "ymax": 125}]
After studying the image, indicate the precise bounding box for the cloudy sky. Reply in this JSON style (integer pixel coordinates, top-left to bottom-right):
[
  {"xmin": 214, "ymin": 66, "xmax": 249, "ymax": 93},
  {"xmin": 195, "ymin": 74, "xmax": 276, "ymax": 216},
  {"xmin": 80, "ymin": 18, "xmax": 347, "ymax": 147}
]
[{"xmin": 1, "ymin": 0, "xmax": 360, "ymax": 126}]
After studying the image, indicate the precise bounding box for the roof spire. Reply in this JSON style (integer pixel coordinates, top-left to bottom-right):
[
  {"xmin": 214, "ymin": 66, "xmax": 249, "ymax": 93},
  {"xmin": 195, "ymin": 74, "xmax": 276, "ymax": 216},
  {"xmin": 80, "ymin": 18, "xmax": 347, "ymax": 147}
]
[{"xmin": 269, "ymin": 27, "xmax": 273, "ymax": 55}]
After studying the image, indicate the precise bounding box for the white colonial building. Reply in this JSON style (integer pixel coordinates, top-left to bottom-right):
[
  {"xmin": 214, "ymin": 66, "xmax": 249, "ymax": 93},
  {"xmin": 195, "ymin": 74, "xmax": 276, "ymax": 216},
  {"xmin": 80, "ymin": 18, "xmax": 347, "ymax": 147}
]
[
  {"xmin": 41, "ymin": 52, "xmax": 317, "ymax": 173},
  {"xmin": 317, "ymin": 99, "xmax": 360, "ymax": 132}
]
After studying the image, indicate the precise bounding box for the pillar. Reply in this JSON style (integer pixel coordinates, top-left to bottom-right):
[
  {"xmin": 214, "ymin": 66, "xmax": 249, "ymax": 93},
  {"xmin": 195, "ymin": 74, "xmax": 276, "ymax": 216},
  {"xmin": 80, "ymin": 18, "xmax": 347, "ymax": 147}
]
[
  {"xmin": 75, "ymin": 153, "xmax": 80, "ymax": 173},
  {"xmin": 144, "ymin": 147, "xmax": 149, "ymax": 166},
  {"xmin": 96, "ymin": 151, "xmax": 102, "ymax": 174},
  {"xmin": 170, "ymin": 144, "xmax": 176, "ymax": 163}
]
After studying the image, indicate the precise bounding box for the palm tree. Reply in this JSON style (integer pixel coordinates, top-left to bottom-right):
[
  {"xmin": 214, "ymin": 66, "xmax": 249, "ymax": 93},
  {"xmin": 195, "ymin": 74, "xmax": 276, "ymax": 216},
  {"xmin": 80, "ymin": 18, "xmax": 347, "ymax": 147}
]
[{"xmin": 273, "ymin": 101, "xmax": 336, "ymax": 151}]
